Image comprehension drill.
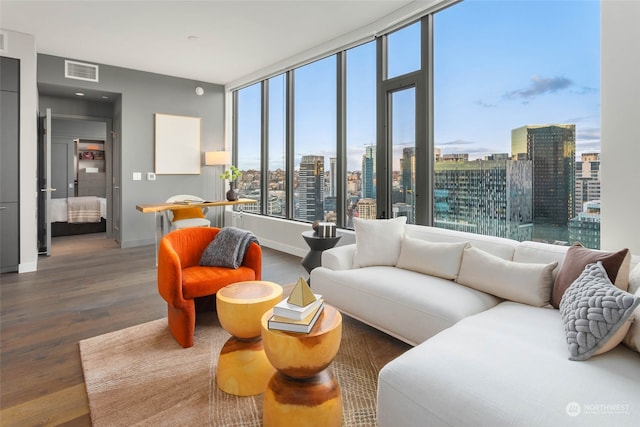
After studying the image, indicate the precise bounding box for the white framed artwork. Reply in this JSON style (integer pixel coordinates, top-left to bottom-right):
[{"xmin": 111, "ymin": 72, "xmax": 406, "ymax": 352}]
[{"xmin": 154, "ymin": 113, "xmax": 201, "ymax": 174}]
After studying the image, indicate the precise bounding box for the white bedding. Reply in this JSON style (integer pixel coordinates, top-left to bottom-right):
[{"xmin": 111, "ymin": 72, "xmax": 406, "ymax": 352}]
[{"xmin": 50, "ymin": 197, "xmax": 107, "ymax": 223}]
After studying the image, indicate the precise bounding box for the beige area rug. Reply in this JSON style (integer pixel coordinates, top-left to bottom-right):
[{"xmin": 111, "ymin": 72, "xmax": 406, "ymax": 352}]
[{"xmin": 79, "ymin": 311, "xmax": 410, "ymax": 426}]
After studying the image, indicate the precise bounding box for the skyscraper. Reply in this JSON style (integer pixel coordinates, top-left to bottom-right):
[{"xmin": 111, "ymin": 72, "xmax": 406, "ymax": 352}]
[
  {"xmin": 434, "ymin": 158, "xmax": 533, "ymax": 240},
  {"xmin": 362, "ymin": 145, "xmax": 376, "ymax": 199},
  {"xmin": 511, "ymin": 124, "xmax": 575, "ymax": 242},
  {"xmin": 298, "ymin": 155, "xmax": 324, "ymax": 221},
  {"xmin": 575, "ymin": 152, "xmax": 600, "ymax": 216},
  {"xmin": 329, "ymin": 157, "xmax": 337, "ymax": 198}
]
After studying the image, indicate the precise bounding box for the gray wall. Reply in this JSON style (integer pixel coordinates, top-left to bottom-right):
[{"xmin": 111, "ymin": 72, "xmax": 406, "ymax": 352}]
[
  {"xmin": 37, "ymin": 54, "xmax": 225, "ymax": 248},
  {"xmin": 40, "ymin": 95, "xmax": 116, "ymax": 118}
]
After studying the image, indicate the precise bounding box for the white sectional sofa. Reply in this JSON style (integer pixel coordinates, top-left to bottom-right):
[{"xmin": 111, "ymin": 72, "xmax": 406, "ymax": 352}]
[{"xmin": 310, "ymin": 220, "xmax": 640, "ymax": 427}]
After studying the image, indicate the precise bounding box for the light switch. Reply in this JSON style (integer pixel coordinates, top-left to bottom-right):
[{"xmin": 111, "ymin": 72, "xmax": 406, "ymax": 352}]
[
  {"xmin": 133, "ymin": 172, "xmax": 142, "ymax": 181},
  {"xmin": 147, "ymin": 172, "xmax": 156, "ymax": 181}
]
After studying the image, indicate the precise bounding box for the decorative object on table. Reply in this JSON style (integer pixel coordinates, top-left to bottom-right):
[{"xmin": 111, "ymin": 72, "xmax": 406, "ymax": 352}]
[
  {"xmin": 288, "ymin": 276, "xmax": 316, "ymax": 306},
  {"xmin": 312, "ymin": 220, "xmax": 321, "ymax": 232},
  {"xmin": 268, "ymin": 277, "xmax": 324, "ymax": 332},
  {"xmin": 273, "ymin": 277, "xmax": 323, "ymax": 320},
  {"xmin": 220, "ymin": 165, "xmax": 242, "ymax": 201},
  {"xmin": 315, "ymin": 221, "xmax": 336, "ymax": 238},
  {"xmin": 268, "ymin": 302, "xmax": 325, "ymax": 333}
]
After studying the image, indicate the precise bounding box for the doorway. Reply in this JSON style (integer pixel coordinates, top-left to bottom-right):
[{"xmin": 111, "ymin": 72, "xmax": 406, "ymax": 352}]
[{"xmin": 37, "ymin": 89, "xmax": 121, "ymax": 257}]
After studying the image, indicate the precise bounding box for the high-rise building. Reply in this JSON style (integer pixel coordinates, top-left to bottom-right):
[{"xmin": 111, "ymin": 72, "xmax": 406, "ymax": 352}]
[
  {"xmin": 434, "ymin": 158, "xmax": 533, "ymax": 241},
  {"xmin": 362, "ymin": 145, "xmax": 376, "ymax": 199},
  {"xmin": 511, "ymin": 124, "xmax": 575, "ymax": 242},
  {"xmin": 575, "ymin": 152, "xmax": 600, "ymax": 216},
  {"xmin": 568, "ymin": 200, "xmax": 600, "ymax": 249},
  {"xmin": 298, "ymin": 155, "xmax": 324, "ymax": 221},
  {"xmin": 329, "ymin": 157, "xmax": 337, "ymax": 198},
  {"xmin": 357, "ymin": 198, "xmax": 377, "ymax": 220}
]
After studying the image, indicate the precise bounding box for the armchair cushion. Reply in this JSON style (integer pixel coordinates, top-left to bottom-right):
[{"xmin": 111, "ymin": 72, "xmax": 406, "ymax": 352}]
[
  {"xmin": 182, "ymin": 265, "xmax": 257, "ymax": 299},
  {"xmin": 171, "ymin": 207, "xmax": 205, "ymax": 221}
]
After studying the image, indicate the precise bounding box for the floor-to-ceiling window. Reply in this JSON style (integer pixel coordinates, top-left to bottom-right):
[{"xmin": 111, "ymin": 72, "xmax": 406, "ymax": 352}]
[
  {"xmin": 267, "ymin": 74, "xmax": 287, "ymax": 217},
  {"xmin": 434, "ymin": 0, "xmax": 600, "ymax": 247},
  {"xmin": 235, "ymin": 82, "xmax": 262, "ymax": 213},
  {"xmin": 293, "ymin": 57, "xmax": 337, "ymax": 223},
  {"xmin": 346, "ymin": 41, "xmax": 377, "ymax": 225},
  {"xmin": 231, "ymin": 0, "xmax": 600, "ymax": 248}
]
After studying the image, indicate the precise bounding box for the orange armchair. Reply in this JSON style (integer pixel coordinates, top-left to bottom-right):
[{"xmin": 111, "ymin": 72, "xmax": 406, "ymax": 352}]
[{"xmin": 158, "ymin": 227, "xmax": 262, "ymax": 348}]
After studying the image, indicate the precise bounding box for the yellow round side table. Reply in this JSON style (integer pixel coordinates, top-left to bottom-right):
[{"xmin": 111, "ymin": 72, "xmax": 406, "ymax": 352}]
[
  {"xmin": 261, "ymin": 304, "xmax": 343, "ymax": 426},
  {"xmin": 216, "ymin": 280, "xmax": 283, "ymax": 396}
]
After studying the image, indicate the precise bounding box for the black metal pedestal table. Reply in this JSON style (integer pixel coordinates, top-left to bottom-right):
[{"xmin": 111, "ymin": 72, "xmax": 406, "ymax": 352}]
[{"xmin": 301, "ymin": 230, "xmax": 341, "ymax": 284}]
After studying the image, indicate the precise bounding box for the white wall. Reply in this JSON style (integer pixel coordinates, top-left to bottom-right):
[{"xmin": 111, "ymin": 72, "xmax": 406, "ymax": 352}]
[
  {"xmin": 601, "ymin": 0, "xmax": 640, "ymax": 254},
  {"xmin": 1, "ymin": 30, "xmax": 38, "ymax": 273}
]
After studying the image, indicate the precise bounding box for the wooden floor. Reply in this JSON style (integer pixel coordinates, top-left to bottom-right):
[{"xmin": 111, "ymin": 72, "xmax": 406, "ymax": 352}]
[{"xmin": 0, "ymin": 233, "xmax": 307, "ymax": 426}]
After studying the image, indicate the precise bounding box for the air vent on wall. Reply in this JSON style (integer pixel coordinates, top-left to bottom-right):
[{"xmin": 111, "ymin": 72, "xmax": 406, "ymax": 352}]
[{"xmin": 65, "ymin": 60, "xmax": 99, "ymax": 82}]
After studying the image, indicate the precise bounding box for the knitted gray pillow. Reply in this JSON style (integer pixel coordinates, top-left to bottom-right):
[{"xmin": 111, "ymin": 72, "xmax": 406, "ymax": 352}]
[{"xmin": 559, "ymin": 262, "xmax": 639, "ymax": 361}]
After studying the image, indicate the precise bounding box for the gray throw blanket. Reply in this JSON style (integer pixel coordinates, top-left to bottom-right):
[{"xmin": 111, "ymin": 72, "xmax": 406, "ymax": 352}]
[{"xmin": 199, "ymin": 227, "xmax": 259, "ymax": 269}]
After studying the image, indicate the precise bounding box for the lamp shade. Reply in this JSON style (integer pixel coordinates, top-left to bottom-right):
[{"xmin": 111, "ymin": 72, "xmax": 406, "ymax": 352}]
[{"xmin": 205, "ymin": 151, "xmax": 231, "ymax": 166}]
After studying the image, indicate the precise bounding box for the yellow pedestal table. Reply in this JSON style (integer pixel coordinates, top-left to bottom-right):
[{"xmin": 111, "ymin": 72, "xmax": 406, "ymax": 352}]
[
  {"xmin": 261, "ymin": 304, "xmax": 343, "ymax": 427},
  {"xmin": 216, "ymin": 280, "xmax": 283, "ymax": 396}
]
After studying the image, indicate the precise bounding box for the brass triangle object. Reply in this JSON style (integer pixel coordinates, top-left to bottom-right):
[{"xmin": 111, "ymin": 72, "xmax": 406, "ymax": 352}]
[{"xmin": 287, "ymin": 277, "xmax": 317, "ymax": 307}]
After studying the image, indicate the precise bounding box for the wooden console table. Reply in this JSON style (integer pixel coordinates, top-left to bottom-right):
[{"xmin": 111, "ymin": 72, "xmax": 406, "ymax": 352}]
[{"xmin": 136, "ymin": 198, "xmax": 257, "ymax": 264}]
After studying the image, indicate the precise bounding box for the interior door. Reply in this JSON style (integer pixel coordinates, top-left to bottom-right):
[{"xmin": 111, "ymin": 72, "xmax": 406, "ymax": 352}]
[
  {"xmin": 111, "ymin": 127, "xmax": 121, "ymax": 245},
  {"xmin": 37, "ymin": 108, "xmax": 54, "ymax": 255},
  {"xmin": 51, "ymin": 138, "xmax": 74, "ymax": 199}
]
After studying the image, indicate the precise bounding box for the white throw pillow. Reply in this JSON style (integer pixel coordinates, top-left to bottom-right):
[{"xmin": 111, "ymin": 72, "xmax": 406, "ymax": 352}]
[
  {"xmin": 396, "ymin": 236, "xmax": 469, "ymax": 280},
  {"xmin": 456, "ymin": 246, "xmax": 558, "ymax": 307},
  {"xmin": 353, "ymin": 217, "xmax": 407, "ymax": 267},
  {"xmin": 623, "ymin": 263, "xmax": 640, "ymax": 353}
]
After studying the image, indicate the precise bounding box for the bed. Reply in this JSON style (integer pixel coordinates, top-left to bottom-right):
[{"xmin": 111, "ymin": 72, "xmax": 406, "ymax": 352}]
[{"xmin": 50, "ymin": 197, "xmax": 107, "ymax": 236}]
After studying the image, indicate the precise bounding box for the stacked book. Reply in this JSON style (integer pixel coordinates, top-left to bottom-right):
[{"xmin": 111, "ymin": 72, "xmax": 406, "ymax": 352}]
[{"xmin": 268, "ymin": 278, "xmax": 325, "ymax": 333}]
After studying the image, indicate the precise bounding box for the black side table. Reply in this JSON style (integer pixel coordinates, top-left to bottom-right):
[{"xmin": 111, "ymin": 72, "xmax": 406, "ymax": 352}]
[{"xmin": 301, "ymin": 230, "xmax": 341, "ymax": 284}]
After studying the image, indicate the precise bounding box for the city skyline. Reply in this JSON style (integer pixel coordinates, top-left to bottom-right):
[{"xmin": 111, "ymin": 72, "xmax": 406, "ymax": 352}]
[{"xmin": 237, "ymin": 0, "xmax": 600, "ymax": 171}]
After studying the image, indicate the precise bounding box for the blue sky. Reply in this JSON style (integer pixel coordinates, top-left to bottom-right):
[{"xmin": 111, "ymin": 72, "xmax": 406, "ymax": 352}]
[
  {"xmin": 434, "ymin": 0, "xmax": 600, "ymax": 160},
  {"xmin": 237, "ymin": 0, "xmax": 600, "ymax": 171}
]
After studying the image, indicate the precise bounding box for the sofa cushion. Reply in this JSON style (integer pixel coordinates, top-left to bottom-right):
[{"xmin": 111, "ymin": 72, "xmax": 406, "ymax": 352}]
[
  {"xmin": 378, "ymin": 301, "xmax": 640, "ymax": 427},
  {"xmin": 404, "ymin": 224, "xmax": 517, "ymax": 260},
  {"xmin": 353, "ymin": 217, "xmax": 407, "ymax": 268},
  {"xmin": 559, "ymin": 262, "xmax": 639, "ymax": 361},
  {"xmin": 623, "ymin": 263, "xmax": 640, "ymax": 353},
  {"xmin": 552, "ymin": 243, "xmax": 630, "ymax": 308},
  {"xmin": 396, "ymin": 236, "xmax": 468, "ymax": 280},
  {"xmin": 310, "ymin": 265, "xmax": 501, "ymax": 346},
  {"xmin": 456, "ymin": 246, "xmax": 558, "ymax": 307}
]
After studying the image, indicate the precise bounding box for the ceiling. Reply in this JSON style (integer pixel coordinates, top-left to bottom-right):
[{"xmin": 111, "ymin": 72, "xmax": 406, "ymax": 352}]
[{"xmin": 1, "ymin": 0, "xmax": 420, "ymax": 88}]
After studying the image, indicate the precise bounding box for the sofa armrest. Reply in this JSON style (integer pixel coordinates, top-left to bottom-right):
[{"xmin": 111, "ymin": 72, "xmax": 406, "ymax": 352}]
[{"xmin": 321, "ymin": 244, "xmax": 356, "ymax": 270}]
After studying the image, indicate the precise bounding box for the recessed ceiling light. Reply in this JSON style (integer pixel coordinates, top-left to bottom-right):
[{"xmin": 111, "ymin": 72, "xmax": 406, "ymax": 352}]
[
  {"xmin": 101, "ymin": 95, "xmax": 109, "ymax": 99},
  {"xmin": 75, "ymin": 92, "xmax": 85, "ymax": 96}
]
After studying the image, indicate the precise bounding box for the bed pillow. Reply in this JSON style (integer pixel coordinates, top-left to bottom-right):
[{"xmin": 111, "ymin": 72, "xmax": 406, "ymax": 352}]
[
  {"xmin": 456, "ymin": 246, "xmax": 558, "ymax": 307},
  {"xmin": 559, "ymin": 262, "xmax": 639, "ymax": 361},
  {"xmin": 171, "ymin": 207, "xmax": 205, "ymax": 221},
  {"xmin": 552, "ymin": 243, "xmax": 630, "ymax": 308},
  {"xmin": 623, "ymin": 263, "xmax": 640, "ymax": 353},
  {"xmin": 396, "ymin": 237, "xmax": 469, "ymax": 280},
  {"xmin": 353, "ymin": 217, "xmax": 407, "ymax": 267}
]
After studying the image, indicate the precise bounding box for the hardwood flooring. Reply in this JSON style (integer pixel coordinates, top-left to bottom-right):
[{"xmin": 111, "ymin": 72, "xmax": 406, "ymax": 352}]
[{"xmin": 0, "ymin": 233, "xmax": 307, "ymax": 426}]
